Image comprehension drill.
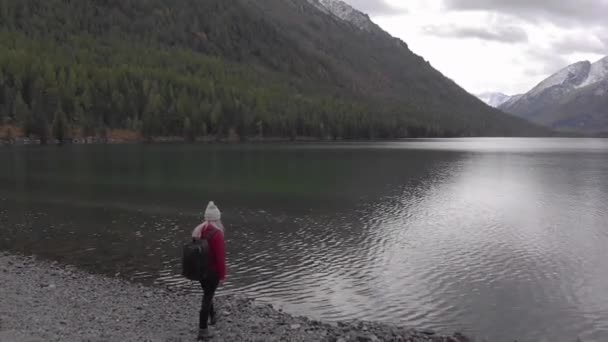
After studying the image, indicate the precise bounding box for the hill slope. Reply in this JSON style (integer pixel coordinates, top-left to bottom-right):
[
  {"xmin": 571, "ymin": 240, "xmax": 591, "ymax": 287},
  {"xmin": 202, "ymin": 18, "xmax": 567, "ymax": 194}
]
[
  {"xmin": 0, "ymin": 0, "xmax": 547, "ymax": 142},
  {"xmin": 500, "ymin": 57, "xmax": 608, "ymax": 134}
]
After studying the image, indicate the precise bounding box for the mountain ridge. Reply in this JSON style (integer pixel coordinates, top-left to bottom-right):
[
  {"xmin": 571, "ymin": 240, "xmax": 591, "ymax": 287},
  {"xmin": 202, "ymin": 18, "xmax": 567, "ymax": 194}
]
[
  {"xmin": 500, "ymin": 56, "xmax": 608, "ymax": 134},
  {"xmin": 307, "ymin": 0, "xmax": 380, "ymax": 32}
]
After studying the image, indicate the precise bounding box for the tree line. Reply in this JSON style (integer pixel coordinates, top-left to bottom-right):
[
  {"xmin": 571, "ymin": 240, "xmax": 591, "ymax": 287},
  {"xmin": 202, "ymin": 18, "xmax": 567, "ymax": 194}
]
[{"xmin": 0, "ymin": 32, "xmax": 456, "ymax": 143}]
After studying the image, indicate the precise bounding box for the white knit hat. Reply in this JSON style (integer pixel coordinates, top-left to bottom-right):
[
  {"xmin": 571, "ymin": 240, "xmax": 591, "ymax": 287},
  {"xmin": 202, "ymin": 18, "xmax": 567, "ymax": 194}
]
[{"xmin": 204, "ymin": 201, "xmax": 221, "ymax": 221}]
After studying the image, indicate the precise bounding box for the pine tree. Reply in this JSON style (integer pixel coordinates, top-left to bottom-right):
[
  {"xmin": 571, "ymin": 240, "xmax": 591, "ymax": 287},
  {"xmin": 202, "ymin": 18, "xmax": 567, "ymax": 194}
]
[
  {"xmin": 183, "ymin": 116, "xmax": 194, "ymax": 142},
  {"xmin": 52, "ymin": 108, "xmax": 68, "ymax": 144},
  {"xmin": 209, "ymin": 101, "xmax": 222, "ymax": 136}
]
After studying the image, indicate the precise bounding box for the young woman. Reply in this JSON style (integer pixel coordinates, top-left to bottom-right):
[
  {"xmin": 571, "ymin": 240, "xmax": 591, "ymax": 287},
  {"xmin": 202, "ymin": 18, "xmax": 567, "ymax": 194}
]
[{"xmin": 191, "ymin": 201, "xmax": 227, "ymax": 341}]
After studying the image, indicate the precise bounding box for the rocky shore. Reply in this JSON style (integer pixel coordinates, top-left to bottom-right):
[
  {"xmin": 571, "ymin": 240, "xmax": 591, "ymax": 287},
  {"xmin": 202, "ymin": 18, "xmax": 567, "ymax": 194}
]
[{"xmin": 0, "ymin": 253, "xmax": 471, "ymax": 342}]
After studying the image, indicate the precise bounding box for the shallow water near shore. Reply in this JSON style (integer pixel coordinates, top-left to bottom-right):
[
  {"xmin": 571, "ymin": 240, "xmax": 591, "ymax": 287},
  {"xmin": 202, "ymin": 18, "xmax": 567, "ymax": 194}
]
[{"xmin": 1, "ymin": 138, "xmax": 608, "ymax": 341}]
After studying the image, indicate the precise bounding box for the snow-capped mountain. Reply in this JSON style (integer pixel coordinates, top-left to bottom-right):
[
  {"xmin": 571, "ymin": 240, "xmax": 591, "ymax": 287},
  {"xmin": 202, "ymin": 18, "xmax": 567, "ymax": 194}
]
[
  {"xmin": 526, "ymin": 61, "xmax": 591, "ymax": 97},
  {"xmin": 507, "ymin": 57, "xmax": 608, "ymax": 103},
  {"xmin": 307, "ymin": 0, "xmax": 378, "ymax": 32},
  {"xmin": 499, "ymin": 56, "xmax": 608, "ymax": 134},
  {"xmin": 580, "ymin": 56, "xmax": 608, "ymax": 88},
  {"xmin": 477, "ymin": 92, "xmax": 512, "ymax": 107}
]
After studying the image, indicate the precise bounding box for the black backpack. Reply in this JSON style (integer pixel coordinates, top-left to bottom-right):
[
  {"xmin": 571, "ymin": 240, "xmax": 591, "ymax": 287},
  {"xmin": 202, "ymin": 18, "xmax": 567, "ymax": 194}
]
[{"xmin": 181, "ymin": 229, "xmax": 218, "ymax": 281}]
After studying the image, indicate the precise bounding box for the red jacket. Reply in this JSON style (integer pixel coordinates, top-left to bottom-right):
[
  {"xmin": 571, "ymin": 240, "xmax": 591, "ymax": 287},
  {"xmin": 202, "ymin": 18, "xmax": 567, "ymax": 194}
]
[{"xmin": 198, "ymin": 223, "xmax": 227, "ymax": 281}]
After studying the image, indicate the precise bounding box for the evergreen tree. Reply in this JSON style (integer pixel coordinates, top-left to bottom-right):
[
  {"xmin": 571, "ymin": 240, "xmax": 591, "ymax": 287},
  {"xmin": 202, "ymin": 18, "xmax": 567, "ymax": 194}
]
[
  {"xmin": 52, "ymin": 108, "xmax": 68, "ymax": 144},
  {"xmin": 183, "ymin": 116, "xmax": 194, "ymax": 142}
]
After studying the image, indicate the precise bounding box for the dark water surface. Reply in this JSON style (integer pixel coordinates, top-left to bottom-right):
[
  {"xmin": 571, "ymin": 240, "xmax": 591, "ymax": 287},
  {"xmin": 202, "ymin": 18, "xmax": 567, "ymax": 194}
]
[{"xmin": 1, "ymin": 139, "xmax": 607, "ymax": 341}]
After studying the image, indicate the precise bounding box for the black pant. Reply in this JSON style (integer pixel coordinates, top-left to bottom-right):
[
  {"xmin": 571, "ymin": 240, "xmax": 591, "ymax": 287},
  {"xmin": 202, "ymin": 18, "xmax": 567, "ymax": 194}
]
[{"xmin": 199, "ymin": 273, "xmax": 220, "ymax": 330}]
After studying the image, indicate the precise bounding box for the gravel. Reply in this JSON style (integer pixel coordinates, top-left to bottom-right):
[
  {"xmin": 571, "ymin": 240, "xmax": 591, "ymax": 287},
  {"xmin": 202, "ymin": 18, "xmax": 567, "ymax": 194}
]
[{"xmin": 0, "ymin": 253, "xmax": 472, "ymax": 342}]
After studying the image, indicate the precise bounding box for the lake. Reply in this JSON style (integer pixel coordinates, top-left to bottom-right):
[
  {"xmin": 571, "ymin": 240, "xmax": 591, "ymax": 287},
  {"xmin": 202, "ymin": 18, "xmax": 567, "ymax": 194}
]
[{"xmin": 1, "ymin": 138, "xmax": 607, "ymax": 341}]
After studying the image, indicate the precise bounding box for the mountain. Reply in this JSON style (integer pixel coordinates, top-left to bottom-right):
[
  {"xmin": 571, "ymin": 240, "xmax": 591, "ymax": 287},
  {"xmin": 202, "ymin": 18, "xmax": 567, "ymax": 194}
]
[
  {"xmin": 477, "ymin": 92, "xmax": 512, "ymax": 107},
  {"xmin": 307, "ymin": 0, "xmax": 381, "ymax": 32},
  {"xmin": 500, "ymin": 94, "xmax": 524, "ymax": 109},
  {"xmin": 0, "ymin": 0, "xmax": 547, "ymax": 143},
  {"xmin": 500, "ymin": 56, "xmax": 608, "ymax": 134}
]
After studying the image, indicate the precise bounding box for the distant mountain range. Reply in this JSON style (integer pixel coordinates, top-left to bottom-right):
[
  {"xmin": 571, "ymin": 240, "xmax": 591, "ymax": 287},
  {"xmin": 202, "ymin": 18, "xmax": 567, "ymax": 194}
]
[
  {"xmin": 495, "ymin": 56, "xmax": 608, "ymax": 134},
  {"xmin": 477, "ymin": 92, "xmax": 512, "ymax": 108}
]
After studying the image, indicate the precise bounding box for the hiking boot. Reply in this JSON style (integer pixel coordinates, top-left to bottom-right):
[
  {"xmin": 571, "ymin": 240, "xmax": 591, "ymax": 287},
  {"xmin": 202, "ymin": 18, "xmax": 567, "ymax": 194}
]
[{"xmin": 197, "ymin": 328, "xmax": 213, "ymax": 341}]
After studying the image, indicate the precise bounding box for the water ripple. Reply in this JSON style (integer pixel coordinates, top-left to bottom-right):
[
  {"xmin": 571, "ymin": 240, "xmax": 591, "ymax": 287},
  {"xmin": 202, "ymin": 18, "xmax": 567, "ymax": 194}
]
[{"xmin": 2, "ymin": 141, "xmax": 608, "ymax": 342}]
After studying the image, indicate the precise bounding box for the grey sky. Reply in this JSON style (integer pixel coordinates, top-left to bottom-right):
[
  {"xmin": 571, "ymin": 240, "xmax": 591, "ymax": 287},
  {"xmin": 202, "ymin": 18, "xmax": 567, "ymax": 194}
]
[
  {"xmin": 423, "ymin": 24, "xmax": 528, "ymax": 43},
  {"xmin": 343, "ymin": 0, "xmax": 608, "ymax": 94},
  {"xmin": 444, "ymin": 0, "xmax": 608, "ymax": 25},
  {"xmin": 522, "ymin": 48, "xmax": 570, "ymax": 75},
  {"xmin": 552, "ymin": 35, "xmax": 608, "ymax": 55}
]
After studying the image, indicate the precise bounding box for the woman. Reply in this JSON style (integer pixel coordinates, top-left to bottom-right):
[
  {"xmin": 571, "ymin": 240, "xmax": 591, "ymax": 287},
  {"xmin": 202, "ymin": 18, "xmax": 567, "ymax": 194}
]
[{"xmin": 192, "ymin": 201, "xmax": 227, "ymax": 341}]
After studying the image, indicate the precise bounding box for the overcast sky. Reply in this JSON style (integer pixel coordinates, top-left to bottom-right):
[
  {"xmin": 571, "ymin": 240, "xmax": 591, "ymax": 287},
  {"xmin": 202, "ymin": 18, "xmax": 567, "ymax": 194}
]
[{"xmin": 344, "ymin": 0, "xmax": 608, "ymax": 95}]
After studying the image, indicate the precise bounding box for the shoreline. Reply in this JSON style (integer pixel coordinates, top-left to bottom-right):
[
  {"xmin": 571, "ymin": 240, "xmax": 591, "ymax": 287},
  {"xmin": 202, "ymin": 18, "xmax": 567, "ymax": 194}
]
[
  {"xmin": 0, "ymin": 126, "xmax": 580, "ymax": 147},
  {"xmin": 1, "ymin": 135, "xmax": 600, "ymax": 147},
  {"xmin": 0, "ymin": 252, "xmax": 471, "ymax": 342}
]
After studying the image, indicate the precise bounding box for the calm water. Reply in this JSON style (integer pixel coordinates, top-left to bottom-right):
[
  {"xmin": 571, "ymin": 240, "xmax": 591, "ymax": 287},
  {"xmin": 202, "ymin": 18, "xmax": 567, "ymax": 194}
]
[{"xmin": 1, "ymin": 139, "xmax": 607, "ymax": 341}]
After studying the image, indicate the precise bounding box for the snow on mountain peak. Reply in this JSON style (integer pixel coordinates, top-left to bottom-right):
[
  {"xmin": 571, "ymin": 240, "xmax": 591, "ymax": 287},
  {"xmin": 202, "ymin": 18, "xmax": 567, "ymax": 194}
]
[
  {"xmin": 499, "ymin": 56, "xmax": 608, "ymax": 114},
  {"xmin": 528, "ymin": 61, "xmax": 591, "ymax": 97},
  {"xmin": 525, "ymin": 57, "xmax": 608, "ymax": 98},
  {"xmin": 307, "ymin": 0, "xmax": 376, "ymax": 31},
  {"xmin": 477, "ymin": 92, "xmax": 511, "ymax": 107},
  {"xmin": 580, "ymin": 56, "xmax": 608, "ymax": 88}
]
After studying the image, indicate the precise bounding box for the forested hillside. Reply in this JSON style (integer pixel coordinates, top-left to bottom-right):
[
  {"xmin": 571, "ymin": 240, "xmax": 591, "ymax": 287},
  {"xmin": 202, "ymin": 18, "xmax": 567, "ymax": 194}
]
[{"xmin": 0, "ymin": 0, "xmax": 547, "ymax": 143}]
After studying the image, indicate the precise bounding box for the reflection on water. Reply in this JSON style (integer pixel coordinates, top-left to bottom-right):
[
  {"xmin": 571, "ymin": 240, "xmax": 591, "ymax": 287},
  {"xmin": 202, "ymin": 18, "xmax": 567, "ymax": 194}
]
[{"xmin": 1, "ymin": 139, "xmax": 608, "ymax": 342}]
